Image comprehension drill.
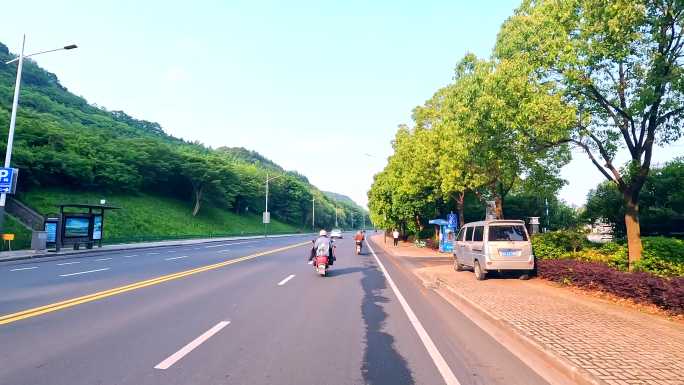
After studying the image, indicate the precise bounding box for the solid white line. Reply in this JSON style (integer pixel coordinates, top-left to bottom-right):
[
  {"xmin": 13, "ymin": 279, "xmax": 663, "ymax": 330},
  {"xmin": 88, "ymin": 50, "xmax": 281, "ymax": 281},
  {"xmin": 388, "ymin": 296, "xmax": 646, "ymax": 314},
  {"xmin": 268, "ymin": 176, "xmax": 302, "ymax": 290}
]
[
  {"xmin": 366, "ymin": 242, "xmax": 461, "ymax": 385},
  {"xmin": 59, "ymin": 268, "xmax": 110, "ymax": 277},
  {"xmin": 57, "ymin": 261, "xmax": 81, "ymax": 266},
  {"xmin": 165, "ymin": 255, "xmax": 190, "ymax": 261},
  {"xmin": 147, "ymin": 252, "xmax": 160, "ymax": 255},
  {"xmin": 10, "ymin": 266, "xmax": 38, "ymax": 271},
  {"xmin": 95, "ymin": 257, "xmax": 112, "ymax": 261},
  {"xmin": 122, "ymin": 255, "xmax": 137, "ymax": 258},
  {"xmin": 154, "ymin": 321, "xmax": 230, "ymax": 370},
  {"xmin": 277, "ymin": 274, "xmax": 295, "ymax": 286}
]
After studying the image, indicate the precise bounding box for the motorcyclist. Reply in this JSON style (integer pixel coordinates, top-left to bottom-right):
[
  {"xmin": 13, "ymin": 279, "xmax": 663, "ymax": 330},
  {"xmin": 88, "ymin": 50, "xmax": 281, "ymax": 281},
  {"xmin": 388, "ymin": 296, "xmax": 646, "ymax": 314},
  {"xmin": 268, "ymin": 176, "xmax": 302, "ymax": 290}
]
[
  {"xmin": 311, "ymin": 229, "xmax": 335, "ymax": 265},
  {"xmin": 354, "ymin": 230, "xmax": 365, "ymax": 250}
]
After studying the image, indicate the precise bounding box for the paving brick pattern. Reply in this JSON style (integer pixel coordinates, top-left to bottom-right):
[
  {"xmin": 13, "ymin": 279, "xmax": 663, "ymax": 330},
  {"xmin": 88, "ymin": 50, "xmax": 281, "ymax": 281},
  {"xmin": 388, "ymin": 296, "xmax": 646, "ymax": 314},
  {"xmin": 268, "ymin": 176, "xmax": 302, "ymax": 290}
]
[{"xmin": 373, "ymin": 236, "xmax": 684, "ymax": 385}]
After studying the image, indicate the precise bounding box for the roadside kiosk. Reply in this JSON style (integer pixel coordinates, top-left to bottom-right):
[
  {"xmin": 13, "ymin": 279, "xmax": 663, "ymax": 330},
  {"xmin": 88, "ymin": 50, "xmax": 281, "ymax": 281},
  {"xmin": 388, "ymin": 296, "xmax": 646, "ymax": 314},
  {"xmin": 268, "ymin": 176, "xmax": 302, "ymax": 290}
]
[
  {"xmin": 429, "ymin": 213, "xmax": 459, "ymax": 253},
  {"xmin": 44, "ymin": 203, "xmax": 120, "ymax": 251}
]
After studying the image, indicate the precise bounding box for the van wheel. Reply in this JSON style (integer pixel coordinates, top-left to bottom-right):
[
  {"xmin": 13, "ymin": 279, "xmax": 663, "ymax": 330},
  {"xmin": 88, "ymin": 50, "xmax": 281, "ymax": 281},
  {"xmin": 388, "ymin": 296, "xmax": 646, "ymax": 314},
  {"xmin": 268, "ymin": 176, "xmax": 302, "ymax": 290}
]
[
  {"xmin": 474, "ymin": 260, "xmax": 486, "ymax": 281},
  {"xmin": 454, "ymin": 257, "xmax": 464, "ymax": 272},
  {"xmin": 519, "ymin": 273, "xmax": 531, "ymax": 280}
]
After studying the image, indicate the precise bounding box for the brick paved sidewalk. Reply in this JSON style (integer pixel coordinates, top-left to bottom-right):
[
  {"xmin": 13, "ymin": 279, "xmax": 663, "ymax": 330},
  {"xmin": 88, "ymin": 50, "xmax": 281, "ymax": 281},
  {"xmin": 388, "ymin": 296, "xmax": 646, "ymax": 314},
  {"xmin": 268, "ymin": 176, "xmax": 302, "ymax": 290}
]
[{"xmin": 371, "ymin": 235, "xmax": 684, "ymax": 385}]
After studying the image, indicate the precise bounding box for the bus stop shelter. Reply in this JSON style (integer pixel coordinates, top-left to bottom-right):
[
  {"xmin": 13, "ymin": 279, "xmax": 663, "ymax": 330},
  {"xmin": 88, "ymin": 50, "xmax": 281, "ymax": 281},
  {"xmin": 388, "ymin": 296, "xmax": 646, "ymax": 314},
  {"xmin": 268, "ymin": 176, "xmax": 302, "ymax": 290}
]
[{"xmin": 44, "ymin": 203, "xmax": 120, "ymax": 251}]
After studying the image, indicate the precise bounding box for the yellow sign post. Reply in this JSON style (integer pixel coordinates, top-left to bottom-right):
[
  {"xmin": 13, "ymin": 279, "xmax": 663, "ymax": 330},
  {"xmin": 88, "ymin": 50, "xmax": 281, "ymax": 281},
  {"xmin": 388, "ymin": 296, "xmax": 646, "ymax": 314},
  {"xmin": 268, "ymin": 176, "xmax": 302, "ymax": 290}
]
[{"xmin": 2, "ymin": 233, "xmax": 15, "ymax": 251}]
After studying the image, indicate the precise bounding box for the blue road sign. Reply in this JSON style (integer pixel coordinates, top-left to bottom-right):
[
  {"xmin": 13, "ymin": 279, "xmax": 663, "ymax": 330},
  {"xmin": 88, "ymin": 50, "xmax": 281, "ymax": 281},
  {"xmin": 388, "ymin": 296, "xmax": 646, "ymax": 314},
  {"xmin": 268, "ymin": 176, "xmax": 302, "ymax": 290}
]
[
  {"xmin": 0, "ymin": 168, "xmax": 14, "ymax": 193},
  {"xmin": 447, "ymin": 212, "xmax": 457, "ymax": 228}
]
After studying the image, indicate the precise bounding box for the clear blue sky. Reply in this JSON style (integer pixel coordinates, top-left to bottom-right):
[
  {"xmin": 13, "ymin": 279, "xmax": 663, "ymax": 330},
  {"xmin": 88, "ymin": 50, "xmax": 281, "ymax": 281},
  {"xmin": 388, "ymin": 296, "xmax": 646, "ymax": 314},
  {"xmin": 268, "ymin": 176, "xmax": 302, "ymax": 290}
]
[{"xmin": 2, "ymin": 0, "xmax": 681, "ymax": 208}]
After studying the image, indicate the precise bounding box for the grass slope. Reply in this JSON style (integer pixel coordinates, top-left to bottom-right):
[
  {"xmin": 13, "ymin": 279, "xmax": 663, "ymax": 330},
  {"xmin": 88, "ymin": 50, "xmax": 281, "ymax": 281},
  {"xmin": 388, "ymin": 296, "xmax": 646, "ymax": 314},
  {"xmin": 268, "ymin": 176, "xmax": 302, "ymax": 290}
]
[
  {"xmin": 1, "ymin": 214, "xmax": 32, "ymax": 251},
  {"xmin": 19, "ymin": 188, "xmax": 303, "ymax": 245}
]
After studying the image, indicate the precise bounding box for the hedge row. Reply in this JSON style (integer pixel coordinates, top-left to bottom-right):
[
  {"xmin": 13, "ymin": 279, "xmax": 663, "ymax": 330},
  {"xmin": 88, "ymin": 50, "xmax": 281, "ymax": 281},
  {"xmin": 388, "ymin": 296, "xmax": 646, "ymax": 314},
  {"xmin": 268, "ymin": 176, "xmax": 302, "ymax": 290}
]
[
  {"xmin": 538, "ymin": 259, "xmax": 684, "ymax": 314},
  {"xmin": 532, "ymin": 231, "xmax": 684, "ymax": 277}
]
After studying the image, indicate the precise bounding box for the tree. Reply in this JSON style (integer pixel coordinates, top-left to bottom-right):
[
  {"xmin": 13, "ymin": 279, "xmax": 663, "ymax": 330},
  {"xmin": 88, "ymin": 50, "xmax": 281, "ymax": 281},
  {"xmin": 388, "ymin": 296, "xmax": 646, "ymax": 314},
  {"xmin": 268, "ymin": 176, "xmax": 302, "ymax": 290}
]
[
  {"xmin": 439, "ymin": 54, "xmax": 572, "ymax": 219},
  {"xmin": 496, "ymin": 0, "xmax": 684, "ymax": 267},
  {"xmin": 178, "ymin": 151, "xmax": 238, "ymax": 216},
  {"xmin": 584, "ymin": 157, "xmax": 684, "ymax": 236}
]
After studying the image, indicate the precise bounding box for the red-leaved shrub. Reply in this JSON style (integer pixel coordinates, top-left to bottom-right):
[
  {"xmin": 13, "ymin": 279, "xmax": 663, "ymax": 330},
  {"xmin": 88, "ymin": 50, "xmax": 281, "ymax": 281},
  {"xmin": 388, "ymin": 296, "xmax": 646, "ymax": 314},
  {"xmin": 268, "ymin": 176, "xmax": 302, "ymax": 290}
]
[{"xmin": 538, "ymin": 259, "xmax": 684, "ymax": 314}]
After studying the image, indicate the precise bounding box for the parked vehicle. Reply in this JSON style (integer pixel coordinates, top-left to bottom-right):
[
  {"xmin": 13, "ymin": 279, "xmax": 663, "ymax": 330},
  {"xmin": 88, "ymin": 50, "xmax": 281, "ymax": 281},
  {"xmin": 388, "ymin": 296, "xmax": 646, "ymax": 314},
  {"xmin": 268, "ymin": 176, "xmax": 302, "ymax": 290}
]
[{"xmin": 453, "ymin": 220, "xmax": 534, "ymax": 280}]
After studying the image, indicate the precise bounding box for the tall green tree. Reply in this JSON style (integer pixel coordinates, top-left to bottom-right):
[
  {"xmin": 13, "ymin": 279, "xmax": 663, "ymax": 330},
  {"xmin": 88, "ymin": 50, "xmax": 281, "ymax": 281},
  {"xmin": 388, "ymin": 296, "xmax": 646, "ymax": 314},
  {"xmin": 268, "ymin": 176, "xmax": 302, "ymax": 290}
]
[{"xmin": 495, "ymin": 0, "xmax": 684, "ymax": 267}]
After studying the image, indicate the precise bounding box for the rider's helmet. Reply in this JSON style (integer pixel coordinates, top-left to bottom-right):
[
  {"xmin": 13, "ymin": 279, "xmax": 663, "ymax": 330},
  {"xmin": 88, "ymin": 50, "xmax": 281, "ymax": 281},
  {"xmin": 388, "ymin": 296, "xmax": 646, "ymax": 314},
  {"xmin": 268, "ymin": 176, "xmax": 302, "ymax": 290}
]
[{"xmin": 319, "ymin": 229, "xmax": 328, "ymax": 236}]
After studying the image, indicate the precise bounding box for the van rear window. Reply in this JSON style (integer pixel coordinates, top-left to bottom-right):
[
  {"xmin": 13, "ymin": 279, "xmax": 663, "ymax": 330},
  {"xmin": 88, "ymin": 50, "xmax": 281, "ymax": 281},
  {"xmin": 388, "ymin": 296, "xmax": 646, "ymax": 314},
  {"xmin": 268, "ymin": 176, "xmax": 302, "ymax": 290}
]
[{"xmin": 488, "ymin": 225, "xmax": 528, "ymax": 241}]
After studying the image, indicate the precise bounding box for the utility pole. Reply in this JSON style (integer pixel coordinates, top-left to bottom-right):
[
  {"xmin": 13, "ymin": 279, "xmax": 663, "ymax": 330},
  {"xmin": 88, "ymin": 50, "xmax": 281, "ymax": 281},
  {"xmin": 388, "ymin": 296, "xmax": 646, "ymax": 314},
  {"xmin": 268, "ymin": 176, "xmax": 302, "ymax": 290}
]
[
  {"xmin": 311, "ymin": 198, "xmax": 315, "ymax": 231},
  {"xmin": 544, "ymin": 197, "xmax": 550, "ymax": 233},
  {"xmin": 334, "ymin": 204, "xmax": 338, "ymax": 228},
  {"xmin": 264, "ymin": 173, "xmax": 282, "ymax": 237},
  {"xmin": 351, "ymin": 212, "xmax": 354, "ymax": 230}
]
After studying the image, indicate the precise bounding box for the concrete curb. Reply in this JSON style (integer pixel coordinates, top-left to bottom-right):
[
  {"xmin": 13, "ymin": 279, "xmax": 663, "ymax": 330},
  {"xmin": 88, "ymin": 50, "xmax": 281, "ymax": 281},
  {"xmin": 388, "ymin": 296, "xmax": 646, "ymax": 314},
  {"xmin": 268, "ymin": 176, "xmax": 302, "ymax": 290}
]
[
  {"xmin": 426, "ymin": 273, "xmax": 605, "ymax": 385},
  {"xmin": 0, "ymin": 233, "xmax": 316, "ymax": 263}
]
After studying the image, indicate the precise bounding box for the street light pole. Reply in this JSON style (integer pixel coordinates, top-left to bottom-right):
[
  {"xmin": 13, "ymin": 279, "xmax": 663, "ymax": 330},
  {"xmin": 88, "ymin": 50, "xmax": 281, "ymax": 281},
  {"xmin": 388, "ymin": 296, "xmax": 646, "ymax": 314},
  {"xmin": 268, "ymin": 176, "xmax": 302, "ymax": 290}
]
[
  {"xmin": 311, "ymin": 198, "xmax": 315, "ymax": 231},
  {"xmin": 0, "ymin": 36, "xmax": 76, "ymax": 233},
  {"xmin": 264, "ymin": 173, "xmax": 282, "ymax": 237},
  {"xmin": 334, "ymin": 205, "xmax": 338, "ymax": 228}
]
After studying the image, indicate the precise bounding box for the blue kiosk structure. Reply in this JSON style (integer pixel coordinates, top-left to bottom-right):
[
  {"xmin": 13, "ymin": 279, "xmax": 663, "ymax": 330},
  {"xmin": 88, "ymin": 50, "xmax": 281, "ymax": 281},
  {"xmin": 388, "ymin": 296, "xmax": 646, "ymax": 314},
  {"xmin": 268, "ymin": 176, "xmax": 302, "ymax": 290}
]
[{"xmin": 429, "ymin": 213, "xmax": 459, "ymax": 253}]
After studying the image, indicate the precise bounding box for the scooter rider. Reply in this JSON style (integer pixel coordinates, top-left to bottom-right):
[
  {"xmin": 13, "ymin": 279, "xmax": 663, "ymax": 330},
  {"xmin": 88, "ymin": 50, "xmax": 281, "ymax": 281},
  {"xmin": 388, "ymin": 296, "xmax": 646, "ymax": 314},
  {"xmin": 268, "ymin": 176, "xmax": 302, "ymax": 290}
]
[
  {"xmin": 354, "ymin": 230, "xmax": 365, "ymax": 250},
  {"xmin": 310, "ymin": 229, "xmax": 335, "ymax": 265}
]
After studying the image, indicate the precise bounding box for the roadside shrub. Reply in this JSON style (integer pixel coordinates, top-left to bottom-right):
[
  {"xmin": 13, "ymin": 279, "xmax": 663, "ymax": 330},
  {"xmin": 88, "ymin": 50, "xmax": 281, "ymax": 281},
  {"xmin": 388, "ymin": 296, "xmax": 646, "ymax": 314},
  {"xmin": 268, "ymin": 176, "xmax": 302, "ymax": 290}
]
[
  {"xmin": 636, "ymin": 237, "xmax": 684, "ymax": 277},
  {"xmin": 538, "ymin": 259, "xmax": 684, "ymax": 314},
  {"xmin": 534, "ymin": 231, "xmax": 683, "ymax": 277},
  {"xmin": 532, "ymin": 229, "xmax": 589, "ymax": 260}
]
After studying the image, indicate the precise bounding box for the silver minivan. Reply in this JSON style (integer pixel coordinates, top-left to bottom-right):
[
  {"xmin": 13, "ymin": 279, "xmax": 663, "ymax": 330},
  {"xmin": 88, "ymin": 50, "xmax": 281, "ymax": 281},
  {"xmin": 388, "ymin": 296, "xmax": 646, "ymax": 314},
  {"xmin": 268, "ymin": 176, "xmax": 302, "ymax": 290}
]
[{"xmin": 453, "ymin": 220, "xmax": 535, "ymax": 280}]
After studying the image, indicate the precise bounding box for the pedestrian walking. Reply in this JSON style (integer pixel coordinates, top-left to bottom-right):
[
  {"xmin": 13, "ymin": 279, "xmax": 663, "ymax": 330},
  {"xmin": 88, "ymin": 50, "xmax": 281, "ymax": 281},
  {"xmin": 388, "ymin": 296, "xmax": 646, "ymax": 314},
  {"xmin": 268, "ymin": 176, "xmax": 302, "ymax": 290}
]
[{"xmin": 392, "ymin": 229, "xmax": 400, "ymax": 246}]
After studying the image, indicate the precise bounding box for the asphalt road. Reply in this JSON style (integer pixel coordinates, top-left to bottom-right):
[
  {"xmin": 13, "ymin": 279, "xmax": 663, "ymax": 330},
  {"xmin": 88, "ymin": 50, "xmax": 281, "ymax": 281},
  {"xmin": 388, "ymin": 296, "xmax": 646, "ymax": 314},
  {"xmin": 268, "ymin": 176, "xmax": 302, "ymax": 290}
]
[{"xmin": 0, "ymin": 233, "xmax": 549, "ymax": 385}]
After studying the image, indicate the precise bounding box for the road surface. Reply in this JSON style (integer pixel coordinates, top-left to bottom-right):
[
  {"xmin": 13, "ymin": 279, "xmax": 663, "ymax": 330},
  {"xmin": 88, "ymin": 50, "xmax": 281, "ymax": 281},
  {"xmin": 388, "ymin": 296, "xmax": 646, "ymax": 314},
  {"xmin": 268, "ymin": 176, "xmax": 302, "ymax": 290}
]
[{"xmin": 0, "ymin": 234, "xmax": 549, "ymax": 385}]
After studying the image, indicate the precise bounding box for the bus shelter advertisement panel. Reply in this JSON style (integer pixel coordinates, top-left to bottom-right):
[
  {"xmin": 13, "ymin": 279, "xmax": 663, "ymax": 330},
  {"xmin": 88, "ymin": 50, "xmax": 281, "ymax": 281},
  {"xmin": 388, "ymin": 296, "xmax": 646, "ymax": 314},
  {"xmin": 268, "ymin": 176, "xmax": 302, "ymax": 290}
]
[
  {"xmin": 64, "ymin": 217, "xmax": 90, "ymax": 238},
  {"xmin": 92, "ymin": 215, "xmax": 102, "ymax": 240}
]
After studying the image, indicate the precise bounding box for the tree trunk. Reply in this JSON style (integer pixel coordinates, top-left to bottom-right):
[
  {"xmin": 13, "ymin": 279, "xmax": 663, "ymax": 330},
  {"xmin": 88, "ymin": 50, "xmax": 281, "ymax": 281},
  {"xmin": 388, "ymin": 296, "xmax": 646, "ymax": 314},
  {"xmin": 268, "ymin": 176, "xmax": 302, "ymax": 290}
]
[
  {"xmin": 623, "ymin": 195, "xmax": 643, "ymax": 270},
  {"xmin": 456, "ymin": 191, "xmax": 465, "ymax": 228},
  {"xmin": 494, "ymin": 195, "xmax": 504, "ymax": 219},
  {"xmin": 192, "ymin": 186, "xmax": 203, "ymax": 216}
]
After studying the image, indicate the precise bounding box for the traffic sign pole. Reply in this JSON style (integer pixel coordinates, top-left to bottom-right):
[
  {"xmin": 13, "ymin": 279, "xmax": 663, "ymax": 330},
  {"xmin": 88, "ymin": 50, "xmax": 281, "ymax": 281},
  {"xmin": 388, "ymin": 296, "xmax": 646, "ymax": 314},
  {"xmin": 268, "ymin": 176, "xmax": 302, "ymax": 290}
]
[{"xmin": 0, "ymin": 36, "xmax": 25, "ymax": 235}]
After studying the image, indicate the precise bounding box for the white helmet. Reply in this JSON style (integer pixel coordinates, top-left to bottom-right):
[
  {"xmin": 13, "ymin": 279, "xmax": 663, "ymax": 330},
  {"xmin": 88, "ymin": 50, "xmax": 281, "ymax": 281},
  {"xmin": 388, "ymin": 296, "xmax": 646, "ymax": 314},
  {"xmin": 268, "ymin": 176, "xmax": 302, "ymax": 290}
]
[{"xmin": 319, "ymin": 229, "xmax": 328, "ymax": 236}]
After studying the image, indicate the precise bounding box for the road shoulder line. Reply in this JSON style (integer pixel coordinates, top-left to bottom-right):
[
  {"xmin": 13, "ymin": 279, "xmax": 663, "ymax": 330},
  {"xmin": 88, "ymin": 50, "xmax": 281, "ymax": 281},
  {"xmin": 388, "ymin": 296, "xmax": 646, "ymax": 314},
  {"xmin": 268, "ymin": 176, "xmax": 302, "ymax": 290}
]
[{"xmin": 366, "ymin": 242, "xmax": 461, "ymax": 385}]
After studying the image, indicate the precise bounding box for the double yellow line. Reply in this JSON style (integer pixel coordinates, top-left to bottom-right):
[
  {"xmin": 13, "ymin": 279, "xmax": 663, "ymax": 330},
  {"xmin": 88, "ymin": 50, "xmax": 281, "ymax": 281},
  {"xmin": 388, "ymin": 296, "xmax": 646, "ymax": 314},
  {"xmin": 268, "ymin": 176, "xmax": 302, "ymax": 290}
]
[{"xmin": 0, "ymin": 241, "xmax": 309, "ymax": 326}]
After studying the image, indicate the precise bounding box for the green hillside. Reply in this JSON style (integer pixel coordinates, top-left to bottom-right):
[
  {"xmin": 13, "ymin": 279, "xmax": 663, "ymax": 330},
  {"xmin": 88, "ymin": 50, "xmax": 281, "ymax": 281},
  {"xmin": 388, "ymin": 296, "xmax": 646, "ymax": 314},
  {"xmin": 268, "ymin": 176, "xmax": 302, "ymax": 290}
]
[{"xmin": 0, "ymin": 41, "xmax": 367, "ymax": 247}]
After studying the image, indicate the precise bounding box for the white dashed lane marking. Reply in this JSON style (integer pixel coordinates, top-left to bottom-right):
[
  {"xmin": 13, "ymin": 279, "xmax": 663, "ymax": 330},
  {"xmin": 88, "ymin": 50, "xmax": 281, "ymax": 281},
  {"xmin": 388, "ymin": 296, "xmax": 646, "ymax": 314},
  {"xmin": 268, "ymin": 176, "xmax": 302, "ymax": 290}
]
[
  {"xmin": 277, "ymin": 274, "xmax": 295, "ymax": 286},
  {"xmin": 59, "ymin": 268, "xmax": 110, "ymax": 277},
  {"xmin": 10, "ymin": 266, "xmax": 38, "ymax": 271}
]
